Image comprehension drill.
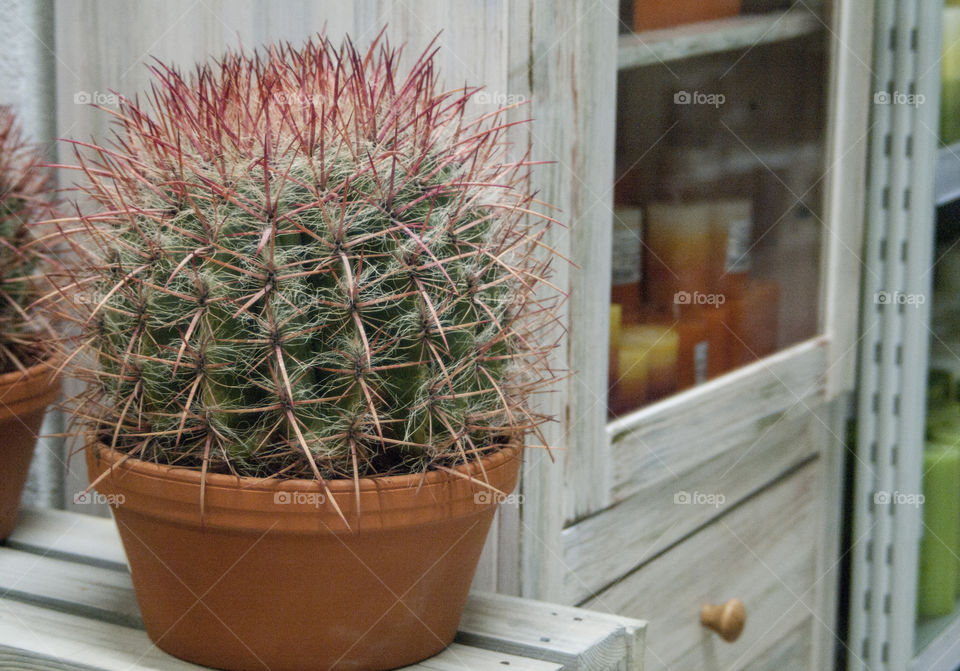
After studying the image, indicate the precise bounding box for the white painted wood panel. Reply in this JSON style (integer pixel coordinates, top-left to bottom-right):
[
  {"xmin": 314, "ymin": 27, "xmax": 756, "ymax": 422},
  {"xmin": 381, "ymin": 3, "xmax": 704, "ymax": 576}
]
[
  {"xmin": 583, "ymin": 461, "xmax": 821, "ymax": 671},
  {"xmin": 564, "ymin": 410, "xmax": 818, "ymax": 603},
  {"xmin": 606, "ymin": 338, "xmax": 827, "ymax": 507}
]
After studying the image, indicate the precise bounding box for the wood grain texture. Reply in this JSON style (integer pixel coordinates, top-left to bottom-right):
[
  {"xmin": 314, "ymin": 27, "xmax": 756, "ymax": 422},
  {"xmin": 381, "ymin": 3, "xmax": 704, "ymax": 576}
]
[
  {"xmin": 819, "ymin": 0, "xmax": 874, "ymax": 397},
  {"xmin": 0, "ymin": 547, "xmax": 140, "ymax": 628},
  {"xmin": 459, "ymin": 592, "xmax": 646, "ymax": 671},
  {"xmin": 0, "ymin": 599, "xmax": 564, "ymax": 671},
  {"xmin": 606, "ymin": 338, "xmax": 828, "ymax": 506},
  {"xmin": 563, "ymin": 404, "xmax": 818, "ymax": 603},
  {"xmin": 5, "ymin": 508, "xmax": 126, "ymax": 570},
  {"xmin": 583, "ymin": 461, "xmax": 821, "ymax": 671}
]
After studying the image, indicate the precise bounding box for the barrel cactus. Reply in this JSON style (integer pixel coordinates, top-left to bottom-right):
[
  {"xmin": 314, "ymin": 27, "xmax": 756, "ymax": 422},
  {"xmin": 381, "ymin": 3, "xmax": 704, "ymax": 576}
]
[
  {"xmin": 56, "ymin": 36, "xmax": 559, "ymax": 483},
  {"xmin": 0, "ymin": 107, "xmax": 54, "ymax": 372}
]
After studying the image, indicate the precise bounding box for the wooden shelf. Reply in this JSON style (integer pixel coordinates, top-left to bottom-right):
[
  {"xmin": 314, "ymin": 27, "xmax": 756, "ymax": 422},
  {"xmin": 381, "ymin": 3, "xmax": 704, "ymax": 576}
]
[
  {"xmin": 913, "ymin": 605, "xmax": 960, "ymax": 671},
  {"xmin": 618, "ymin": 10, "xmax": 822, "ymax": 71},
  {"xmin": 935, "ymin": 142, "xmax": 960, "ymax": 206}
]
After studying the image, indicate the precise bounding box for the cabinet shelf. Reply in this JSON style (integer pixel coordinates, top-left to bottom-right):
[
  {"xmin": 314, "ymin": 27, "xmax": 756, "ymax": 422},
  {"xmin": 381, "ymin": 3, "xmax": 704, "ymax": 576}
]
[
  {"xmin": 912, "ymin": 605, "xmax": 960, "ymax": 671},
  {"xmin": 617, "ymin": 10, "xmax": 821, "ymax": 71},
  {"xmin": 935, "ymin": 142, "xmax": 960, "ymax": 206}
]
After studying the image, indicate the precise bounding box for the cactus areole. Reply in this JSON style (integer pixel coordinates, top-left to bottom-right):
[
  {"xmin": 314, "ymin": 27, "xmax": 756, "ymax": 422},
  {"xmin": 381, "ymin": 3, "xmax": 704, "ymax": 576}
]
[
  {"xmin": 62, "ymin": 34, "xmax": 560, "ymax": 486},
  {"xmin": 60, "ymin": 35, "xmax": 561, "ymax": 671}
]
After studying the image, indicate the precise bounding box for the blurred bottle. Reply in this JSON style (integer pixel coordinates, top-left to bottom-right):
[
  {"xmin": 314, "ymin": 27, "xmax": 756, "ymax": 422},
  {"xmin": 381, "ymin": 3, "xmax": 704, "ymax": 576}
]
[
  {"xmin": 728, "ymin": 279, "xmax": 780, "ymax": 365},
  {"xmin": 632, "ymin": 0, "xmax": 740, "ymax": 31},
  {"xmin": 611, "ymin": 206, "xmax": 644, "ymax": 324}
]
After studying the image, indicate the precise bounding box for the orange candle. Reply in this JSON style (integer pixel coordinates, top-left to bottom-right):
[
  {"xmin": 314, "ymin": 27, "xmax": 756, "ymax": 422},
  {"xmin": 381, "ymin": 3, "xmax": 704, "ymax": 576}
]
[
  {"xmin": 710, "ymin": 199, "xmax": 753, "ymax": 301},
  {"xmin": 644, "ymin": 202, "xmax": 714, "ymax": 310},
  {"xmin": 729, "ymin": 279, "xmax": 780, "ymax": 365},
  {"xmin": 703, "ymin": 303, "xmax": 734, "ymax": 378},
  {"xmin": 633, "ymin": 0, "xmax": 741, "ymax": 31},
  {"xmin": 611, "ymin": 206, "xmax": 644, "ymax": 323}
]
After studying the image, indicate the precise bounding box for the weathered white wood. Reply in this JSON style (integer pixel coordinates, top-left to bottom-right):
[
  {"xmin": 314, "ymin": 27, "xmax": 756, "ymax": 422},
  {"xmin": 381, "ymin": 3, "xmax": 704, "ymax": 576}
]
[
  {"xmin": 617, "ymin": 9, "xmax": 820, "ymax": 71},
  {"xmin": 5, "ymin": 508, "xmax": 126, "ymax": 570},
  {"xmin": 399, "ymin": 644, "xmax": 563, "ymax": 671},
  {"xmin": 0, "ymin": 548, "xmax": 140, "ymax": 628},
  {"xmin": 520, "ymin": 0, "xmax": 619, "ymax": 599},
  {"xmin": 584, "ymin": 461, "xmax": 821, "ymax": 671},
  {"xmin": 0, "ymin": 599, "xmax": 563, "ymax": 671},
  {"xmin": 460, "ymin": 593, "xmax": 646, "ymax": 671},
  {"xmin": 563, "ymin": 409, "xmax": 818, "ymax": 603},
  {"xmin": 606, "ymin": 338, "xmax": 827, "ymax": 506},
  {"xmin": 819, "ymin": 0, "xmax": 874, "ymax": 397},
  {"xmin": 744, "ymin": 620, "xmax": 813, "ymax": 671}
]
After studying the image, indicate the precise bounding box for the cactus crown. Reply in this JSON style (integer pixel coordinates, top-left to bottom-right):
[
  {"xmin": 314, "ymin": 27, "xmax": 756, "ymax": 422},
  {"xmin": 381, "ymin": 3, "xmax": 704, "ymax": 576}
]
[
  {"xmin": 57, "ymin": 35, "xmax": 560, "ymax": 481},
  {"xmin": 0, "ymin": 107, "xmax": 53, "ymax": 373}
]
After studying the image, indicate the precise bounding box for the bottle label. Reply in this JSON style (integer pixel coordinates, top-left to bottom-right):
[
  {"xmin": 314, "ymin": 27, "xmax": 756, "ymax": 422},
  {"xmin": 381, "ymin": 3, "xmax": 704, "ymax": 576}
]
[
  {"xmin": 694, "ymin": 340, "xmax": 709, "ymax": 384},
  {"xmin": 612, "ymin": 211, "xmax": 642, "ymax": 286},
  {"xmin": 725, "ymin": 217, "xmax": 752, "ymax": 273}
]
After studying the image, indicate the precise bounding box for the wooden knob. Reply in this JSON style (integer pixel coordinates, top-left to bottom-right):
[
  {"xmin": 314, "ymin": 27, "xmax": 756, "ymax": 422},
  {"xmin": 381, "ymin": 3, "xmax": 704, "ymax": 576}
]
[{"xmin": 700, "ymin": 599, "xmax": 746, "ymax": 642}]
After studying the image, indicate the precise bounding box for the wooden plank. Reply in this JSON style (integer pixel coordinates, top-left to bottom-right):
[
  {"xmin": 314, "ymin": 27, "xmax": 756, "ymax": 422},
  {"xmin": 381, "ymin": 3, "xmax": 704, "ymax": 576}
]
[
  {"xmin": 583, "ymin": 461, "xmax": 821, "ymax": 671},
  {"xmin": 563, "ymin": 400, "xmax": 819, "ymax": 603},
  {"xmin": 617, "ymin": 9, "xmax": 820, "ymax": 70},
  {"xmin": 606, "ymin": 337, "xmax": 827, "ymax": 506},
  {"xmin": 459, "ymin": 593, "xmax": 646, "ymax": 671},
  {"xmin": 819, "ymin": 0, "xmax": 874, "ymax": 397},
  {"xmin": 0, "ymin": 599, "xmax": 562, "ymax": 671},
  {"xmin": 0, "ymin": 548, "xmax": 140, "ymax": 628},
  {"xmin": 401, "ymin": 644, "xmax": 563, "ymax": 671},
  {"xmin": 744, "ymin": 620, "xmax": 813, "ymax": 671},
  {"xmin": 5, "ymin": 509, "xmax": 126, "ymax": 571}
]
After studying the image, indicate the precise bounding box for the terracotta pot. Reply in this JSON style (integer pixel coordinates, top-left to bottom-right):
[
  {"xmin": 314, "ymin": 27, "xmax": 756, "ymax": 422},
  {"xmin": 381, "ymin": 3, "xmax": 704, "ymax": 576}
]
[
  {"xmin": 0, "ymin": 360, "xmax": 60, "ymax": 540},
  {"xmin": 87, "ymin": 441, "xmax": 522, "ymax": 671}
]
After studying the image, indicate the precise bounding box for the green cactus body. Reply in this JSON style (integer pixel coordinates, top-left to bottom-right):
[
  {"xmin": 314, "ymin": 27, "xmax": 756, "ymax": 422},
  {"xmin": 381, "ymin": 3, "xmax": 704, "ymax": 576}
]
[{"xmin": 60, "ymin": 37, "xmax": 558, "ymax": 480}]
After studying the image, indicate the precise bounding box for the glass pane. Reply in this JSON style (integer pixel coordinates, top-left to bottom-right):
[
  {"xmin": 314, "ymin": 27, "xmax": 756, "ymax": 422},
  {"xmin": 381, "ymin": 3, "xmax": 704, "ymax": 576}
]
[{"xmin": 609, "ymin": 5, "xmax": 827, "ymax": 418}]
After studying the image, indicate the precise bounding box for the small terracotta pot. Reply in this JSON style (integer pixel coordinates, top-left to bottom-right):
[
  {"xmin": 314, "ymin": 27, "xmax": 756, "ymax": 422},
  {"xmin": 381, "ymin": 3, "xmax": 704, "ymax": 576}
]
[
  {"xmin": 87, "ymin": 441, "xmax": 522, "ymax": 671},
  {"xmin": 0, "ymin": 360, "xmax": 60, "ymax": 540}
]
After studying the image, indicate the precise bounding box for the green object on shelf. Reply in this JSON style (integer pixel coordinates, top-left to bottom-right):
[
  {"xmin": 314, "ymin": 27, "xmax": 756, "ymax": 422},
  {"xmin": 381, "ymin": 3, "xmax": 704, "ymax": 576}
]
[
  {"xmin": 943, "ymin": 9, "xmax": 960, "ymax": 144},
  {"xmin": 925, "ymin": 402, "xmax": 960, "ymax": 442},
  {"xmin": 917, "ymin": 443, "xmax": 960, "ymax": 619},
  {"xmin": 928, "ymin": 368, "xmax": 954, "ymax": 406}
]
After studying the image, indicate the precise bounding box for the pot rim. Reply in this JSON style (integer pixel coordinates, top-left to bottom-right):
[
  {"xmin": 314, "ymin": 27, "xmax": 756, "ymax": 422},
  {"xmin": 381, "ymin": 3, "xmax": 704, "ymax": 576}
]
[
  {"xmin": 89, "ymin": 437, "xmax": 522, "ymax": 494},
  {"xmin": 0, "ymin": 355, "xmax": 59, "ymax": 387}
]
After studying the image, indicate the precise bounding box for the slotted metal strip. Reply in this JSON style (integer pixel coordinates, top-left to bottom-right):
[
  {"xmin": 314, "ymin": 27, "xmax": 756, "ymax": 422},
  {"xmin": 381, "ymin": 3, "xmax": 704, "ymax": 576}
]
[{"xmin": 848, "ymin": 1, "xmax": 941, "ymax": 670}]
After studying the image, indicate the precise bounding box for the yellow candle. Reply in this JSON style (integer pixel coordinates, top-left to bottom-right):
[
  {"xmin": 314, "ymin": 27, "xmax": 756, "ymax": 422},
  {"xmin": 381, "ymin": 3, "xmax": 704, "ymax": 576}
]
[
  {"xmin": 608, "ymin": 304, "xmax": 623, "ymax": 417},
  {"xmin": 615, "ymin": 324, "xmax": 679, "ymax": 413},
  {"xmin": 644, "ymin": 202, "xmax": 714, "ymax": 310}
]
